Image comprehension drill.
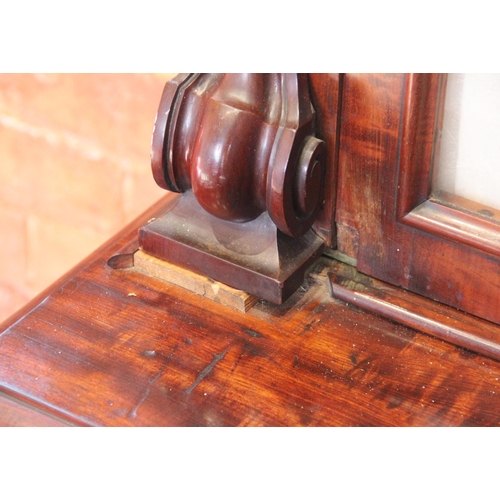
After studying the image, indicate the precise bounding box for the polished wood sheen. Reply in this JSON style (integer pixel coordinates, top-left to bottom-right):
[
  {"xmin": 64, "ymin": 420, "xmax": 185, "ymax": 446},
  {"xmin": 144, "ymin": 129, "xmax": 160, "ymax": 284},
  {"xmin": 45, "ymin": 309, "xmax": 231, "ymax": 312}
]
[
  {"xmin": 309, "ymin": 73, "xmax": 342, "ymax": 247},
  {"xmin": 336, "ymin": 73, "xmax": 500, "ymax": 326},
  {"xmin": 151, "ymin": 73, "xmax": 326, "ymax": 238},
  {"xmin": 141, "ymin": 74, "xmax": 329, "ymax": 304},
  {"xmin": 329, "ymin": 266, "xmax": 500, "ymax": 360},
  {"xmin": 139, "ymin": 190, "xmax": 325, "ymax": 304},
  {"xmin": 2, "ymin": 73, "xmax": 500, "ymax": 426},
  {"xmin": 1, "ymin": 195, "xmax": 500, "ymax": 426}
]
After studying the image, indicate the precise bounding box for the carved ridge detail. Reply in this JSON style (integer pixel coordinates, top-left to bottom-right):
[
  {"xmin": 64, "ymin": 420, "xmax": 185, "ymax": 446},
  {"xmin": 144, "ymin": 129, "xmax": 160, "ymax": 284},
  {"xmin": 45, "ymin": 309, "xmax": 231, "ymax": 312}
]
[{"xmin": 151, "ymin": 73, "xmax": 326, "ymax": 238}]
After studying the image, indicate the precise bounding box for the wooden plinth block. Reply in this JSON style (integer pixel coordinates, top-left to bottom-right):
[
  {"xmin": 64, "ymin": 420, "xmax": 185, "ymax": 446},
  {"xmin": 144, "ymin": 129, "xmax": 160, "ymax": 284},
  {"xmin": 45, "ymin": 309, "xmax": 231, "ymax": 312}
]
[
  {"xmin": 138, "ymin": 191, "xmax": 325, "ymax": 304},
  {"xmin": 134, "ymin": 250, "xmax": 258, "ymax": 312}
]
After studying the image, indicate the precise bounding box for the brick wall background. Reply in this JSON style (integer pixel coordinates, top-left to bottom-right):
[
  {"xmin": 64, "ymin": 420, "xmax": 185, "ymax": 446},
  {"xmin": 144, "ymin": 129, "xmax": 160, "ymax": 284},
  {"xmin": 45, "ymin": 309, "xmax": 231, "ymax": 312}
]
[{"xmin": 0, "ymin": 73, "xmax": 176, "ymax": 323}]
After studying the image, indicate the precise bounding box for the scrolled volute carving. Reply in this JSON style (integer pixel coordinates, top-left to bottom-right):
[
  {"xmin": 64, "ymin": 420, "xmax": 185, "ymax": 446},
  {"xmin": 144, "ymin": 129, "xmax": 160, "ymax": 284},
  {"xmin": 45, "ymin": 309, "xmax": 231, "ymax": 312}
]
[{"xmin": 151, "ymin": 73, "xmax": 326, "ymax": 238}]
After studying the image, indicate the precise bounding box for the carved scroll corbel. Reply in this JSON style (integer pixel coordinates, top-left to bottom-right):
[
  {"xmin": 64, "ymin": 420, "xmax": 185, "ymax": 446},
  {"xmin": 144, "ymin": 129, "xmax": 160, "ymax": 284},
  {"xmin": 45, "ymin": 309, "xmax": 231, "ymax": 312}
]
[{"xmin": 140, "ymin": 73, "xmax": 327, "ymax": 303}]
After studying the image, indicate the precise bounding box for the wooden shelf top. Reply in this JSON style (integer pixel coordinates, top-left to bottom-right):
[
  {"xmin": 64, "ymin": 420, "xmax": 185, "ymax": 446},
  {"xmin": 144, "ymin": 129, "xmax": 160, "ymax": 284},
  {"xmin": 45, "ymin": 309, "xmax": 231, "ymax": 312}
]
[{"xmin": 1, "ymin": 194, "xmax": 500, "ymax": 426}]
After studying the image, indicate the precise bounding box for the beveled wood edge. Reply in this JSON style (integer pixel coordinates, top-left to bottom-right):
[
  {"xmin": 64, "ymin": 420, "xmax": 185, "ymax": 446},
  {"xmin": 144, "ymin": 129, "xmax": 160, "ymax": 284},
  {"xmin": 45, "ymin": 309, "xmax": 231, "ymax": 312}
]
[
  {"xmin": 328, "ymin": 271, "xmax": 500, "ymax": 361},
  {"xmin": 396, "ymin": 73, "xmax": 442, "ymax": 219},
  {"xmin": 402, "ymin": 199, "xmax": 500, "ymax": 257},
  {"xmin": 0, "ymin": 388, "xmax": 76, "ymax": 427},
  {"xmin": 395, "ymin": 73, "xmax": 500, "ymax": 258},
  {"xmin": 434, "ymin": 189, "xmax": 500, "ymax": 226}
]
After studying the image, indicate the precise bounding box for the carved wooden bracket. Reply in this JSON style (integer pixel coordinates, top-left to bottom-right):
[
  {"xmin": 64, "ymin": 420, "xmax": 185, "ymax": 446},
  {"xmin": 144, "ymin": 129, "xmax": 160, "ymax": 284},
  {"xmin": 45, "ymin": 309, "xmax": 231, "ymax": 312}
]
[
  {"xmin": 151, "ymin": 73, "xmax": 326, "ymax": 238},
  {"xmin": 140, "ymin": 73, "xmax": 327, "ymax": 304}
]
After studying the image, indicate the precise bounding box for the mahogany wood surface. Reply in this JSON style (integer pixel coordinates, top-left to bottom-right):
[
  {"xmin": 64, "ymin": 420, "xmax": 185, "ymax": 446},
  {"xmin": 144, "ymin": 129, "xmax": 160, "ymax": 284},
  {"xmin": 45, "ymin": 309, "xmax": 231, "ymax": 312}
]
[
  {"xmin": 336, "ymin": 73, "xmax": 500, "ymax": 326},
  {"xmin": 151, "ymin": 74, "xmax": 326, "ymax": 238},
  {"xmin": 328, "ymin": 265, "xmax": 500, "ymax": 361},
  {"xmin": 396, "ymin": 73, "xmax": 441, "ymax": 219},
  {"xmin": 1, "ymin": 195, "xmax": 500, "ymax": 426},
  {"xmin": 403, "ymin": 198, "xmax": 500, "ymax": 257},
  {"xmin": 309, "ymin": 73, "xmax": 342, "ymax": 247},
  {"xmin": 141, "ymin": 73, "xmax": 334, "ymax": 304},
  {"xmin": 139, "ymin": 190, "xmax": 325, "ymax": 304}
]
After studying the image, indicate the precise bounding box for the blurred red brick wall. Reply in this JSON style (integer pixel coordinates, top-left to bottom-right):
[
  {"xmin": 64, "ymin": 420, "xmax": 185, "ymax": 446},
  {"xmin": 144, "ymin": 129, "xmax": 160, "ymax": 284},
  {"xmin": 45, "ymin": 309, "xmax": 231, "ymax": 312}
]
[{"xmin": 0, "ymin": 73, "xmax": 176, "ymax": 323}]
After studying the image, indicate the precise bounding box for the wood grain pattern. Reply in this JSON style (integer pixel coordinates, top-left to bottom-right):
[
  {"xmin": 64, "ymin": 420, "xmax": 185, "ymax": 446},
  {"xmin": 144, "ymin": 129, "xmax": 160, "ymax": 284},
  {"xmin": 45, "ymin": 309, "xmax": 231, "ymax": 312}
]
[
  {"xmin": 329, "ymin": 267, "xmax": 500, "ymax": 360},
  {"xmin": 1, "ymin": 197, "xmax": 500, "ymax": 426},
  {"xmin": 396, "ymin": 73, "xmax": 441, "ymax": 218},
  {"xmin": 336, "ymin": 74, "xmax": 410, "ymax": 285},
  {"xmin": 134, "ymin": 250, "xmax": 258, "ymax": 312},
  {"xmin": 336, "ymin": 73, "xmax": 500, "ymax": 326}
]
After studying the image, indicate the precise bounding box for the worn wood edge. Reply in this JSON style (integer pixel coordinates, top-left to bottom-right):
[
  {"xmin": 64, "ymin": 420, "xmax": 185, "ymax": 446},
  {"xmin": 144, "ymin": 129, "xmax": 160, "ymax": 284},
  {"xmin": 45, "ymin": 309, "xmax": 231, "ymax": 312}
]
[
  {"xmin": 432, "ymin": 190, "xmax": 500, "ymax": 226},
  {"xmin": 323, "ymin": 247, "xmax": 357, "ymax": 267},
  {"xmin": 0, "ymin": 389, "xmax": 74, "ymax": 427},
  {"xmin": 0, "ymin": 385, "xmax": 89, "ymax": 427},
  {"xmin": 328, "ymin": 272, "xmax": 500, "ymax": 361},
  {"xmin": 134, "ymin": 250, "xmax": 259, "ymax": 313}
]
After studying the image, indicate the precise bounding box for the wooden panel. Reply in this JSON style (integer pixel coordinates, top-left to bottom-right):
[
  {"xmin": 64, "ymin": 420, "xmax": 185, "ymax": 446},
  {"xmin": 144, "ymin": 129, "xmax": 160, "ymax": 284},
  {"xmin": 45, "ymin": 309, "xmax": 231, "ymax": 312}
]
[
  {"xmin": 398, "ymin": 74, "xmax": 500, "ymax": 256},
  {"xmin": 336, "ymin": 74, "xmax": 412, "ymax": 285},
  {"xmin": 336, "ymin": 73, "xmax": 500, "ymax": 326},
  {"xmin": 1, "ymin": 197, "xmax": 500, "ymax": 426}
]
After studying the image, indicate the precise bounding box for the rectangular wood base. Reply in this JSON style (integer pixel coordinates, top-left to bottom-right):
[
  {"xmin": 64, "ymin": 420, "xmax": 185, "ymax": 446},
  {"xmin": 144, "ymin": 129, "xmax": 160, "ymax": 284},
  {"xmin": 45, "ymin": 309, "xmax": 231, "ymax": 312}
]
[{"xmin": 138, "ymin": 191, "xmax": 325, "ymax": 304}]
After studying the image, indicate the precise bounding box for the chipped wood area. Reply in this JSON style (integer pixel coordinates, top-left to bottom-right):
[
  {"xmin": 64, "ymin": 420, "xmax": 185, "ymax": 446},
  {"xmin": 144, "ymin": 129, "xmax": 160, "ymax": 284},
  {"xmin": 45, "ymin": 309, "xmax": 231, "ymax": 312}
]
[{"xmin": 133, "ymin": 250, "xmax": 258, "ymax": 313}]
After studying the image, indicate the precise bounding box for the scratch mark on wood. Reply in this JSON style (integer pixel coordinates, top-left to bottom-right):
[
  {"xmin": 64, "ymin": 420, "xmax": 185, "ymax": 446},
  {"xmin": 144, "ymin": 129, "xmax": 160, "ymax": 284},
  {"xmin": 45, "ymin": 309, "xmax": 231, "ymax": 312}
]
[
  {"xmin": 244, "ymin": 328, "xmax": 263, "ymax": 338},
  {"xmin": 300, "ymin": 319, "xmax": 318, "ymax": 335},
  {"xmin": 344, "ymin": 356, "xmax": 377, "ymax": 387},
  {"xmin": 60, "ymin": 278, "xmax": 84, "ymax": 297},
  {"xmin": 242, "ymin": 342, "xmax": 269, "ymax": 359},
  {"xmin": 186, "ymin": 348, "xmax": 229, "ymax": 395},
  {"xmin": 129, "ymin": 369, "xmax": 165, "ymax": 419}
]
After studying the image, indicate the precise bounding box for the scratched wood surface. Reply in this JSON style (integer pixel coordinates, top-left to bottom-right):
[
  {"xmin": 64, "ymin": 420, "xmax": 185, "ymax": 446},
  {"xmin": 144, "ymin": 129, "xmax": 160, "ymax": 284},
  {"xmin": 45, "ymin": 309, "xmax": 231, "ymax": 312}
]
[{"xmin": 1, "ymin": 194, "xmax": 500, "ymax": 426}]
